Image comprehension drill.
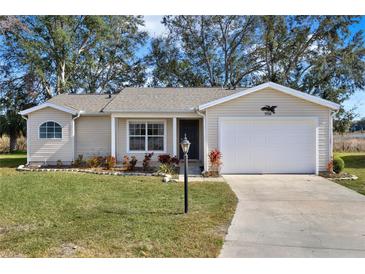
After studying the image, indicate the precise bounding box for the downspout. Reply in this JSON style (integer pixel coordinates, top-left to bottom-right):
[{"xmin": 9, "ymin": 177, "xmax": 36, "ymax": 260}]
[
  {"xmin": 21, "ymin": 115, "xmax": 29, "ymax": 165},
  {"xmin": 195, "ymin": 109, "xmax": 208, "ymax": 172},
  {"xmin": 329, "ymin": 109, "xmax": 337, "ymax": 161},
  {"xmin": 72, "ymin": 111, "xmax": 83, "ymax": 161}
]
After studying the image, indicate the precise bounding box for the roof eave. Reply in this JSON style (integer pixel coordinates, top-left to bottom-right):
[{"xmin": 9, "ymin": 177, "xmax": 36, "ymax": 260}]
[
  {"xmin": 198, "ymin": 82, "xmax": 340, "ymax": 111},
  {"xmin": 19, "ymin": 102, "xmax": 79, "ymax": 116}
]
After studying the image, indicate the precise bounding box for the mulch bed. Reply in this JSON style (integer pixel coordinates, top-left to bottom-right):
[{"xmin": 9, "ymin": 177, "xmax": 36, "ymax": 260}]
[{"xmin": 320, "ymin": 171, "xmax": 358, "ymax": 181}]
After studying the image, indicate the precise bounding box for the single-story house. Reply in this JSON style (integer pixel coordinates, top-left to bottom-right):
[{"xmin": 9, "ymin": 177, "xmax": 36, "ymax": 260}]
[{"xmin": 19, "ymin": 82, "xmax": 340, "ymax": 174}]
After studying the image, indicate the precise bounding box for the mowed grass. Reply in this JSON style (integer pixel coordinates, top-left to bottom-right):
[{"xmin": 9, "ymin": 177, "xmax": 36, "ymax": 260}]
[
  {"xmin": 334, "ymin": 152, "xmax": 365, "ymax": 196},
  {"xmin": 0, "ymin": 153, "xmax": 237, "ymax": 257}
]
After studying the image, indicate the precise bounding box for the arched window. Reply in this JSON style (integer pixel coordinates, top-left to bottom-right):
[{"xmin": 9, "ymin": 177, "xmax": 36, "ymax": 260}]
[{"xmin": 39, "ymin": 121, "xmax": 62, "ymax": 139}]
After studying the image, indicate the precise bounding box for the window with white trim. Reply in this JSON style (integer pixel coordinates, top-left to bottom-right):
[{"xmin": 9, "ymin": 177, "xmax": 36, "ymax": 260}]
[
  {"xmin": 128, "ymin": 121, "xmax": 165, "ymax": 152},
  {"xmin": 39, "ymin": 121, "xmax": 62, "ymax": 139}
]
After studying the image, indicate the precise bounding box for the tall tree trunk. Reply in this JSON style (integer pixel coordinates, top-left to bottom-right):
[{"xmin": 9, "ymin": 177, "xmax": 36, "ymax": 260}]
[{"xmin": 9, "ymin": 132, "xmax": 17, "ymax": 152}]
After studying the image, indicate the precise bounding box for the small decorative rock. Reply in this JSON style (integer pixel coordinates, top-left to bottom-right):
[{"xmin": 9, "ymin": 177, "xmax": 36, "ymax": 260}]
[
  {"xmin": 163, "ymin": 174, "xmax": 172, "ymax": 183},
  {"xmin": 16, "ymin": 165, "xmax": 163, "ymax": 178}
]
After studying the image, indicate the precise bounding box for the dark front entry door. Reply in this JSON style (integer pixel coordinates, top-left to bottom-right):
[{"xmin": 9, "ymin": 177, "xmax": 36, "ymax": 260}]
[{"xmin": 179, "ymin": 119, "xmax": 199, "ymax": 159}]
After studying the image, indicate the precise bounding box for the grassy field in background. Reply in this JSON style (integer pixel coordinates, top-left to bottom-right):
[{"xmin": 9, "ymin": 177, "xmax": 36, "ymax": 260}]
[{"xmin": 0, "ymin": 153, "xmax": 236, "ymax": 257}]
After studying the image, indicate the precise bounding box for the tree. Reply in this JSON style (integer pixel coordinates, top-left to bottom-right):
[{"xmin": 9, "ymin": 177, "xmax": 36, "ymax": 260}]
[
  {"xmin": 148, "ymin": 16, "xmax": 262, "ymax": 87},
  {"xmin": 333, "ymin": 107, "xmax": 357, "ymax": 133},
  {"xmin": 75, "ymin": 16, "xmax": 147, "ymax": 93},
  {"xmin": 351, "ymin": 117, "xmax": 365, "ymax": 132},
  {"xmin": 149, "ymin": 16, "xmax": 365, "ymax": 127},
  {"xmin": 0, "ymin": 16, "xmax": 148, "ymax": 152},
  {"xmin": 146, "ymin": 37, "xmax": 206, "ymax": 87},
  {"xmin": 0, "ymin": 16, "xmax": 147, "ymax": 99}
]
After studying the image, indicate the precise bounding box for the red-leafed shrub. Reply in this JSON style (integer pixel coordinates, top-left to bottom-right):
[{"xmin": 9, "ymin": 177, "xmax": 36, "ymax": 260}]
[
  {"xmin": 327, "ymin": 160, "xmax": 334, "ymax": 174},
  {"xmin": 122, "ymin": 155, "xmax": 130, "ymax": 170},
  {"xmin": 105, "ymin": 156, "xmax": 116, "ymax": 170},
  {"xmin": 129, "ymin": 156, "xmax": 138, "ymax": 171},
  {"xmin": 158, "ymin": 154, "xmax": 180, "ymax": 165},
  {"xmin": 171, "ymin": 156, "xmax": 179, "ymax": 165},
  {"xmin": 122, "ymin": 155, "xmax": 138, "ymax": 171},
  {"xmin": 143, "ymin": 152, "xmax": 154, "ymax": 171},
  {"xmin": 208, "ymin": 149, "xmax": 222, "ymax": 173},
  {"xmin": 158, "ymin": 154, "xmax": 171, "ymax": 164},
  {"xmin": 88, "ymin": 156, "xmax": 105, "ymax": 168}
]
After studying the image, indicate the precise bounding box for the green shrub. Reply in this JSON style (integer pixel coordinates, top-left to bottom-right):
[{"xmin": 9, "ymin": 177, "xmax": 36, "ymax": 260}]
[
  {"xmin": 56, "ymin": 160, "xmax": 63, "ymax": 168},
  {"xmin": 333, "ymin": 157, "xmax": 345, "ymax": 174},
  {"xmin": 73, "ymin": 154, "xmax": 86, "ymax": 167}
]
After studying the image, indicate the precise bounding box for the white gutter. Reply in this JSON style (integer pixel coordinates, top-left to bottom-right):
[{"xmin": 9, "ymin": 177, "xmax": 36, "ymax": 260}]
[
  {"xmin": 329, "ymin": 109, "xmax": 338, "ymax": 160},
  {"xmin": 195, "ymin": 109, "xmax": 208, "ymax": 172}
]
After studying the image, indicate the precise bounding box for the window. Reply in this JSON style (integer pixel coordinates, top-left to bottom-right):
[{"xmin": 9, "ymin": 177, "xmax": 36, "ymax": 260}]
[
  {"xmin": 39, "ymin": 121, "xmax": 62, "ymax": 139},
  {"xmin": 128, "ymin": 121, "xmax": 165, "ymax": 152}
]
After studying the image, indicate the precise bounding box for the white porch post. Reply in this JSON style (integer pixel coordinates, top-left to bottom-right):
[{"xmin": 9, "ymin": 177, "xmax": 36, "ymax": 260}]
[
  {"xmin": 172, "ymin": 117, "xmax": 177, "ymax": 156},
  {"xmin": 203, "ymin": 115, "xmax": 208, "ymax": 171},
  {"xmin": 111, "ymin": 115, "xmax": 116, "ymax": 158}
]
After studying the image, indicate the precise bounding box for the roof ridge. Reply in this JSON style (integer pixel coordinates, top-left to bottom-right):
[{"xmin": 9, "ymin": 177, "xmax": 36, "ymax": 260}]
[{"xmin": 100, "ymin": 93, "xmax": 118, "ymax": 112}]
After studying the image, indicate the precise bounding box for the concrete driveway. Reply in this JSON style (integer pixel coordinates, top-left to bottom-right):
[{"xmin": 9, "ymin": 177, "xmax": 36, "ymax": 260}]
[{"xmin": 220, "ymin": 175, "xmax": 365, "ymax": 258}]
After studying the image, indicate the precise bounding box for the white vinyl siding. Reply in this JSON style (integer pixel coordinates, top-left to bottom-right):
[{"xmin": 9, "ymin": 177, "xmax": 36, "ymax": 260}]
[
  {"xmin": 206, "ymin": 88, "xmax": 330, "ymax": 172},
  {"xmin": 75, "ymin": 116, "xmax": 111, "ymax": 158},
  {"xmin": 28, "ymin": 107, "xmax": 73, "ymax": 163}
]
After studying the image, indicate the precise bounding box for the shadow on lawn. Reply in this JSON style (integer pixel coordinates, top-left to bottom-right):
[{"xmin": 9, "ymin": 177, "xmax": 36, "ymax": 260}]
[
  {"xmin": 101, "ymin": 208, "xmax": 184, "ymax": 216},
  {"xmin": 0, "ymin": 153, "xmax": 27, "ymax": 168},
  {"xmin": 340, "ymin": 155, "xmax": 365, "ymax": 169}
]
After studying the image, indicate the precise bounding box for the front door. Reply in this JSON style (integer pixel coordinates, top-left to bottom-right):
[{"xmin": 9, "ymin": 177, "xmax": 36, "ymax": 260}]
[{"xmin": 179, "ymin": 120, "xmax": 199, "ymax": 160}]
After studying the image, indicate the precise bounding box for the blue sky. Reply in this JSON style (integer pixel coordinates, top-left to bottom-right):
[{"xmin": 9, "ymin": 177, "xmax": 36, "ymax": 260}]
[
  {"xmin": 343, "ymin": 16, "xmax": 365, "ymax": 119},
  {"xmin": 143, "ymin": 16, "xmax": 365, "ymax": 119}
]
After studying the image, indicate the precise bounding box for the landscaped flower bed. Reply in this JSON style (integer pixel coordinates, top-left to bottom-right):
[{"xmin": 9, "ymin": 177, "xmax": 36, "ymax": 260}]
[
  {"xmin": 320, "ymin": 156, "xmax": 358, "ymax": 181},
  {"xmin": 17, "ymin": 164, "xmax": 158, "ymax": 176}
]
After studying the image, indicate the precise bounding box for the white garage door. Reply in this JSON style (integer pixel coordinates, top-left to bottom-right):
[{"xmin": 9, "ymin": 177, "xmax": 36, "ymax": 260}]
[{"xmin": 219, "ymin": 117, "xmax": 317, "ymax": 174}]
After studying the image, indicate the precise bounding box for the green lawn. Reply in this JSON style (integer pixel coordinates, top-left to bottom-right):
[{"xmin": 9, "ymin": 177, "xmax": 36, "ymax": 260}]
[
  {"xmin": 334, "ymin": 152, "xmax": 365, "ymax": 196},
  {"xmin": 0, "ymin": 153, "xmax": 237, "ymax": 258}
]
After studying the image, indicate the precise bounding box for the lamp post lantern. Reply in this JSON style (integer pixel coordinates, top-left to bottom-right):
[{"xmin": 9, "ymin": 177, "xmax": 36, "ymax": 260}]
[{"xmin": 180, "ymin": 134, "xmax": 191, "ymax": 214}]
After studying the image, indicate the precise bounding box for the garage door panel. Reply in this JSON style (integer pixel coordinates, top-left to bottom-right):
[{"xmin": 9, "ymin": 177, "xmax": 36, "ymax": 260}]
[{"xmin": 219, "ymin": 118, "xmax": 317, "ymax": 174}]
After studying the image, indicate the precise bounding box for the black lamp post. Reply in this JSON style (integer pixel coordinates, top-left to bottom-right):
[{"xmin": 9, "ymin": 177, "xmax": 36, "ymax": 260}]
[{"xmin": 180, "ymin": 134, "xmax": 191, "ymax": 214}]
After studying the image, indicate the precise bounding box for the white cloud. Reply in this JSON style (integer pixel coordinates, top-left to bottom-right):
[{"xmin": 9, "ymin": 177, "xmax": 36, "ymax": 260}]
[{"xmin": 141, "ymin": 15, "xmax": 168, "ymax": 38}]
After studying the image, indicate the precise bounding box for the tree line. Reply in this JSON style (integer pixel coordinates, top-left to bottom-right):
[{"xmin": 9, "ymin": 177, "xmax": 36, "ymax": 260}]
[{"xmin": 0, "ymin": 16, "xmax": 364, "ymax": 150}]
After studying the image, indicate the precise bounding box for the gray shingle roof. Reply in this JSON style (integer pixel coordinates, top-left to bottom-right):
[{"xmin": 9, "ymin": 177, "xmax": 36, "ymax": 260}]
[
  {"xmin": 46, "ymin": 88, "xmax": 241, "ymax": 113},
  {"xmin": 47, "ymin": 94, "xmax": 116, "ymax": 113},
  {"xmin": 103, "ymin": 87, "xmax": 240, "ymax": 112}
]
